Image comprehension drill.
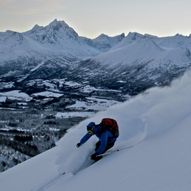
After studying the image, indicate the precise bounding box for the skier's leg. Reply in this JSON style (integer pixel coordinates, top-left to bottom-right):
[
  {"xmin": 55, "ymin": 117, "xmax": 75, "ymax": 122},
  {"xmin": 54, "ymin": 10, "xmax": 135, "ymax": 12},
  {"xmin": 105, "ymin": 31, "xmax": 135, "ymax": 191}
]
[
  {"xmin": 95, "ymin": 141, "xmax": 100, "ymax": 151},
  {"xmin": 104, "ymin": 141, "xmax": 115, "ymax": 152}
]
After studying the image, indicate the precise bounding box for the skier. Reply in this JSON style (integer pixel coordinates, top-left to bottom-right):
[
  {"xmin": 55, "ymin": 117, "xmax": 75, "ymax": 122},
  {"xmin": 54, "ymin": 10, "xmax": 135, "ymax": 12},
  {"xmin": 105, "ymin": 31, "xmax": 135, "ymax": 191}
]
[{"xmin": 76, "ymin": 118, "xmax": 119, "ymax": 161}]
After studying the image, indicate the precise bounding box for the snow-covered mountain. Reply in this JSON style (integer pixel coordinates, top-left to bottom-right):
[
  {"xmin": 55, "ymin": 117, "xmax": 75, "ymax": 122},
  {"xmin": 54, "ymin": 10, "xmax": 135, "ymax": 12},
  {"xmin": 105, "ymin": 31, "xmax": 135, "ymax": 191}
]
[
  {"xmin": 93, "ymin": 34, "xmax": 191, "ymax": 76},
  {"xmin": 75, "ymin": 32, "xmax": 191, "ymax": 95},
  {"xmin": 1, "ymin": 19, "xmax": 191, "ymax": 96},
  {"xmin": 94, "ymin": 32, "xmax": 191, "ymax": 69},
  {"xmin": 24, "ymin": 19, "xmax": 99, "ymax": 59},
  {"xmin": 20, "ymin": 33, "xmax": 191, "ymax": 95},
  {"xmin": 0, "ymin": 19, "xmax": 126, "ymax": 83},
  {"xmin": 1, "ymin": 70, "xmax": 191, "ymax": 191},
  {"xmin": 91, "ymin": 33, "xmax": 125, "ymax": 51},
  {"xmin": 0, "ymin": 19, "xmax": 124, "ymax": 63},
  {"xmin": 0, "ymin": 30, "xmax": 46, "ymax": 62}
]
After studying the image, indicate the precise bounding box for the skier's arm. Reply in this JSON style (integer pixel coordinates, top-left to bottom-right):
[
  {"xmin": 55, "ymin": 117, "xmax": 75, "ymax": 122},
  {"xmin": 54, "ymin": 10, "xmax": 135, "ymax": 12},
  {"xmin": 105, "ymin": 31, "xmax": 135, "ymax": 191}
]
[
  {"xmin": 79, "ymin": 133, "xmax": 92, "ymax": 145},
  {"xmin": 95, "ymin": 131, "xmax": 112, "ymax": 155}
]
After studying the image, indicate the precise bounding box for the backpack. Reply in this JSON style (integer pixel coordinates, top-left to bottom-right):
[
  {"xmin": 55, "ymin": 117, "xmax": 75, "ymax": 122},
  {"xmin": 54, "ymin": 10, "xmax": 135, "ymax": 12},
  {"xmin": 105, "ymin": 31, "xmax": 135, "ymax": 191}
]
[{"xmin": 100, "ymin": 118, "xmax": 119, "ymax": 138}]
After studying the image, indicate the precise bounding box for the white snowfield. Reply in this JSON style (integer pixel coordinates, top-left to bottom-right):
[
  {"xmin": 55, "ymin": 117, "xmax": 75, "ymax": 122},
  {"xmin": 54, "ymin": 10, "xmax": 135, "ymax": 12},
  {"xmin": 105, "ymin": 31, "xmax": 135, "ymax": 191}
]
[
  {"xmin": 1, "ymin": 71, "xmax": 191, "ymax": 191},
  {"xmin": 66, "ymin": 97, "xmax": 119, "ymax": 111},
  {"xmin": 55, "ymin": 111, "xmax": 95, "ymax": 119},
  {"xmin": 32, "ymin": 91, "xmax": 63, "ymax": 98},
  {"xmin": 0, "ymin": 90, "xmax": 32, "ymax": 102},
  {"xmin": 94, "ymin": 34, "xmax": 191, "ymax": 69}
]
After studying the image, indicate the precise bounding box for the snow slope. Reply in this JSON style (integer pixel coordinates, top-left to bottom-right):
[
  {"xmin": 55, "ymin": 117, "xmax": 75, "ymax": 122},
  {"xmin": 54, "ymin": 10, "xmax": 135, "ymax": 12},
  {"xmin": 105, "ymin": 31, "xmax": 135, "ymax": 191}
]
[
  {"xmin": 1, "ymin": 71, "xmax": 191, "ymax": 191},
  {"xmin": 94, "ymin": 33, "xmax": 191, "ymax": 69},
  {"xmin": 0, "ymin": 90, "xmax": 32, "ymax": 102}
]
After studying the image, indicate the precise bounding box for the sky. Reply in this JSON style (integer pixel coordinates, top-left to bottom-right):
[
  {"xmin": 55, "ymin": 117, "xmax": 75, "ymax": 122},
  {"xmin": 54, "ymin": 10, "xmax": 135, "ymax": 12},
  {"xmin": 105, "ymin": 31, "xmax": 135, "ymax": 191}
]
[{"xmin": 0, "ymin": 0, "xmax": 191, "ymax": 38}]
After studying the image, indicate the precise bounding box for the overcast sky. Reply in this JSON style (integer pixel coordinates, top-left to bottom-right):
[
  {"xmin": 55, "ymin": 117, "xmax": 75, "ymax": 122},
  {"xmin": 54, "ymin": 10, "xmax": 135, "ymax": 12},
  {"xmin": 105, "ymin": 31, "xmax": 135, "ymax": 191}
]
[{"xmin": 0, "ymin": 0, "xmax": 191, "ymax": 38}]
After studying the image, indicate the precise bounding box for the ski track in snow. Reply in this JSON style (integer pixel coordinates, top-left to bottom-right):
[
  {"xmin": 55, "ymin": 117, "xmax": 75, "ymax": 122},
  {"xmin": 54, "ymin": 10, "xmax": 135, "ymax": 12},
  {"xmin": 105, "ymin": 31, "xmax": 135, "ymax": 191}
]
[{"xmin": 34, "ymin": 172, "xmax": 73, "ymax": 191}]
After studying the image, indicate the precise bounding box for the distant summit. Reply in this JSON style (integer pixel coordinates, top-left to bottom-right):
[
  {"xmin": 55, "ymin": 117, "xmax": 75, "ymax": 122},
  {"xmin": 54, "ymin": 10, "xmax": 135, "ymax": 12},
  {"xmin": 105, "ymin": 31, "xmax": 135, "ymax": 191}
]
[
  {"xmin": 92, "ymin": 33, "xmax": 125, "ymax": 51},
  {"xmin": 26, "ymin": 19, "xmax": 79, "ymax": 43}
]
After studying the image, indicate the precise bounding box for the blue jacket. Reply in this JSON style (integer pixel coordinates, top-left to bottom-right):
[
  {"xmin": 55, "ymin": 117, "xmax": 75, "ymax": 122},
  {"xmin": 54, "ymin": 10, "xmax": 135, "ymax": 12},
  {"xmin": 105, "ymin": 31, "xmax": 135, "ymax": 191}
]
[{"xmin": 79, "ymin": 125, "xmax": 116, "ymax": 155}]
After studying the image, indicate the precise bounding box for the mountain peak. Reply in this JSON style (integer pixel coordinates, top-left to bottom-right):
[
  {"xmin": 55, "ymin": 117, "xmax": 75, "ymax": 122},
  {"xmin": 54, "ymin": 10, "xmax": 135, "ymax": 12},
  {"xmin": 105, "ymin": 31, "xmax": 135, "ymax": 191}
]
[
  {"xmin": 126, "ymin": 32, "xmax": 145, "ymax": 40},
  {"xmin": 30, "ymin": 24, "xmax": 44, "ymax": 32},
  {"xmin": 45, "ymin": 19, "xmax": 79, "ymax": 39},
  {"xmin": 25, "ymin": 19, "xmax": 79, "ymax": 44},
  {"xmin": 96, "ymin": 33, "xmax": 109, "ymax": 39},
  {"xmin": 92, "ymin": 33, "xmax": 125, "ymax": 51},
  {"xmin": 95, "ymin": 33, "xmax": 125, "ymax": 40},
  {"xmin": 48, "ymin": 19, "xmax": 70, "ymax": 30},
  {"xmin": 4, "ymin": 30, "xmax": 24, "ymax": 41},
  {"xmin": 28, "ymin": 19, "xmax": 71, "ymax": 33}
]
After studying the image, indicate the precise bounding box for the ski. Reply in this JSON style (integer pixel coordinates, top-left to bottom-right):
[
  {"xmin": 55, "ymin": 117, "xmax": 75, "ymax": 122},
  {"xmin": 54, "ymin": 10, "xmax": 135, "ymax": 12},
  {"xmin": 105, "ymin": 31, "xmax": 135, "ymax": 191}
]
[{"xmin": 97, "ymin": 143, "xmax": 134, "ymax": 157}]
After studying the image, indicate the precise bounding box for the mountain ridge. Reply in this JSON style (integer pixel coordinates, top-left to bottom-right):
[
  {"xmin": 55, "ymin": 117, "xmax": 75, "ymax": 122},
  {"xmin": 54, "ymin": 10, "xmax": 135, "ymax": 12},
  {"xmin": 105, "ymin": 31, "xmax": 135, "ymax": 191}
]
[
  {"xmin": 1, "ymin": 19, "xmax": 191, "ymax": 96},
  {"xmin": 0, "ymin": 19, "xmax": 125, "ymax": 64}
]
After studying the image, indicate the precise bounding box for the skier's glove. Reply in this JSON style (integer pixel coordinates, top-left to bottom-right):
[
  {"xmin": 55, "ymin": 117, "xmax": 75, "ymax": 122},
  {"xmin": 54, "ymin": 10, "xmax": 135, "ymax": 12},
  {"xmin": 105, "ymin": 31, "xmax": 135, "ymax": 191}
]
[{"xmin": 76, "ymin": 143, "xmax": 81, "ymax": 148}]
